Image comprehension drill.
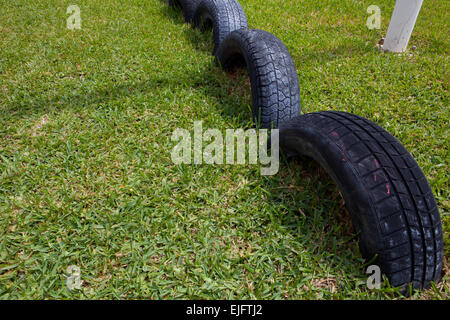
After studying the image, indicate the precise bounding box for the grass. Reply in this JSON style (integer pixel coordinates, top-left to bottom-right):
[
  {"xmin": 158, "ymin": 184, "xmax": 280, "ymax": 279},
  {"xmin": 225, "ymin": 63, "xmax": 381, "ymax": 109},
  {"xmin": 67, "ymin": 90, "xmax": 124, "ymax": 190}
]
[{"xmin": 0, "ymin": 0, "xmax": 448, "ymax": 299}]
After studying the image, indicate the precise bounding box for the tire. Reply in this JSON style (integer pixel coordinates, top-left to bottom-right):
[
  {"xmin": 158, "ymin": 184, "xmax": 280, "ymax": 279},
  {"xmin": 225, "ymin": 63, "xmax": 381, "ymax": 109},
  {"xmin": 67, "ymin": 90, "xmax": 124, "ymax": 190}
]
[
  {"xmin": 193, "ymin": 0, "xmax": 248, "ymax": 55},
  {"xmin": 279, "ymin": 111, "xmax": 444, "ymax": 292},
  {"xmin": 216, "ymin": 28, "xmax": 301, "ymax": 129},
  {"xmin": 179, "ymin": 0, "xmax": 202, "ymax": 23}
]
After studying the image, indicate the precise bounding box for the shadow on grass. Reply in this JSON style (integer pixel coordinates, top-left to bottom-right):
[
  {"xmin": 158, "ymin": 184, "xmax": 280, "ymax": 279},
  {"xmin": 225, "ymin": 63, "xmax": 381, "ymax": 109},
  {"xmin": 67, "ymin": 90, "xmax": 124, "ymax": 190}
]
[
  {"xmin": 157, "ymin": 0, "xmax": 186, "ymax": 26},
  {"xmin": 157, "ymin": 0, "xmax": 217, "ymax": 55},
  {"xmin": 1, "ymin": 77, "xmax": 172, "ymax": 120}
]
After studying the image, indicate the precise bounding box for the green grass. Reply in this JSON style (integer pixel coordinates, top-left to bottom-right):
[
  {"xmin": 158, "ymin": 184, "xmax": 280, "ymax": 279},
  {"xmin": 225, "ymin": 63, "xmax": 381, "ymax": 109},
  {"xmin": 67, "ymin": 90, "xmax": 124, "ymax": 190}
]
[{"xmin": 0, "ymin": 0, "xmax": 448, "ymax": 299}]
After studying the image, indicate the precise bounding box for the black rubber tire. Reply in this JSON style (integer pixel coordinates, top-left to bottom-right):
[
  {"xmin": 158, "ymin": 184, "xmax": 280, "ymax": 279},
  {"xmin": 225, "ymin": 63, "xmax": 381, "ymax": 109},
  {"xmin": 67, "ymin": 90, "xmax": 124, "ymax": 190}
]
[
  {"xmin": 216, "ymin": 28, "xmax": 301, "ymax": 129},
  {"xmin": 279, "ymin": 111, "xmax": 444, "ymax": 292},
  {"xmin": 193, "ymin": 0, "xmax": 248, "ymax": 56},
  {"xmin": 179, "ymin": 0, "xmax": 202, "ymax": 23}
]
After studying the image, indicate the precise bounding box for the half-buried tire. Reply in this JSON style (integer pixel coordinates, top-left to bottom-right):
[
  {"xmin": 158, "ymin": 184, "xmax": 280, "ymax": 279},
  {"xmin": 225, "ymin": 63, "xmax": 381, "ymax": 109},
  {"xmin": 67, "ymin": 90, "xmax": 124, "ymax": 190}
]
[
  {"xmin": 279, "ymin": 111, "xmax": 444, "ymax": 293},
  {"xmin": 193, "ymin": 0, "xmax": 248, "ymax": 55},
  {"xmin": 179, "ymin": 0, "xmax": 202, "ymax": 23},
  {"xmin": 216, "ymin": 28, "xmax": 301, "ymax": 129}
]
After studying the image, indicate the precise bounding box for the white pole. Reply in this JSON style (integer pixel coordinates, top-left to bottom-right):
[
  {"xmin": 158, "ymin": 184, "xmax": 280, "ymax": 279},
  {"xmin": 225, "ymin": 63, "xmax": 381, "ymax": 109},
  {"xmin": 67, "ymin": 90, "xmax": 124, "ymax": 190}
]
[{"xmin": 383, "ymin": 0, "xmax": 424, "ymax": 53}]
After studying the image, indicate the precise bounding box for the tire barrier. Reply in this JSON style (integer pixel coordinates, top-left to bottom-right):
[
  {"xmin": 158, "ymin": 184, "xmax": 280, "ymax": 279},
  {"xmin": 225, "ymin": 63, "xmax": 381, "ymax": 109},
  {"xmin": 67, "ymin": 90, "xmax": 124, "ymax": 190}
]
[{"xmin": 166, "ymin": 0, "xmax": 444, "ymax": 293}]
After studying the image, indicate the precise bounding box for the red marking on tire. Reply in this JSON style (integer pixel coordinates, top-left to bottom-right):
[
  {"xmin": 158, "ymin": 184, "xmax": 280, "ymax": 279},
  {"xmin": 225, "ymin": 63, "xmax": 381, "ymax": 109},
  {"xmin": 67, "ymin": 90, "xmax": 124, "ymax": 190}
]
[
  {"xmin": 374, "ymin": 159, "xmax": 380, "ymax": 168},
  {"xmin": 340, "ymin": 144, "xmax": 346, "ymax": 162},
  {"xmin": 386, "ymin": 183, "xmax": 391, "ymax": 195},
  {"xmin": 329, "ymin": 132, "xmax": 346, "ymax": 161}
]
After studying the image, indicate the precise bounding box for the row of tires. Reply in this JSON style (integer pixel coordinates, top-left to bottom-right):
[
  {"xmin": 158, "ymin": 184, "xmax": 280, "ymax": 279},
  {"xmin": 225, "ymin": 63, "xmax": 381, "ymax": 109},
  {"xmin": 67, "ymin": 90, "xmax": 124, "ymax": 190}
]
[{"xmin": 167, "ymin": 0, "xmax": 444, "ymax": 294}]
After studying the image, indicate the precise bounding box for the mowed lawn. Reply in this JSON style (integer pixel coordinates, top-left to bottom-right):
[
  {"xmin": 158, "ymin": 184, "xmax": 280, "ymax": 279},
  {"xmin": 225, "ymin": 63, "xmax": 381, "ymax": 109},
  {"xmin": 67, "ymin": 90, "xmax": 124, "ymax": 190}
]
[{"xmin": 0, "ymin": 0, "xmax": 448, "ymax": 299}]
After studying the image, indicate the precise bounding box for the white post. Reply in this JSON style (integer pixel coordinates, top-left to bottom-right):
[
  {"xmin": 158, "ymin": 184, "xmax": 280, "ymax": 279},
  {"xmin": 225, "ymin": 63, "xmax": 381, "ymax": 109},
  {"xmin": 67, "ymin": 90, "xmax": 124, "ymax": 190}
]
[{"xmin": 383, "ymin": 0, "xmax": 424, "ymax": 53}]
